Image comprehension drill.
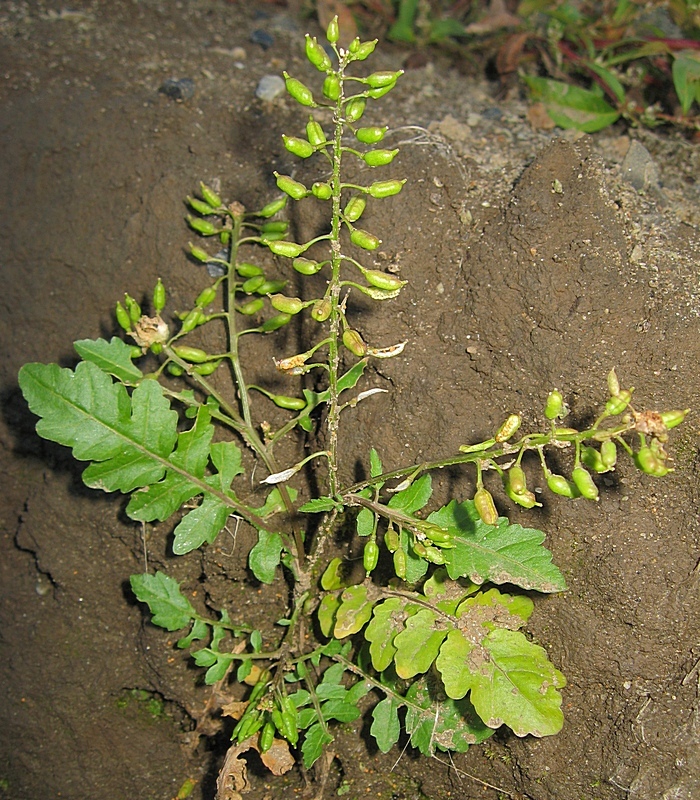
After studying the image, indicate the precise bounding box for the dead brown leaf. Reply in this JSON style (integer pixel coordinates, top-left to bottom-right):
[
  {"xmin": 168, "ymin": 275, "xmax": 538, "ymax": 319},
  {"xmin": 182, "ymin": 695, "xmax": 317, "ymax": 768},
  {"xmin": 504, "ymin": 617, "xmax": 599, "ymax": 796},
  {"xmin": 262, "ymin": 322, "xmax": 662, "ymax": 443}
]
[
  {"xmin": 216, "ymin": 739, "xmax": 252, "ymax": 800},
  {"xmin": 259, "ymin": 737, "xmax": 295, "ymax": 776},
  {"xmin": 466, "ymin": 0, "xmax": 522, "ymax": 34},
  {"xmin": 496, "ymin": 31, "xmax": 530, "ymax": 76}
]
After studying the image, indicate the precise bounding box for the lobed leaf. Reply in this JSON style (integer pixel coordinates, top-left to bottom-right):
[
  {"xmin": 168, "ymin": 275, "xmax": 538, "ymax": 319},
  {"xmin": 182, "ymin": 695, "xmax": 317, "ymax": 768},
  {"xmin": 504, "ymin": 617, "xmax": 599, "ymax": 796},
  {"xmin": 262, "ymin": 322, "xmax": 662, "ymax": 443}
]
[
  {"xmin": 248, "ymin": 529, "xmax": 284, "ymax": 584},
  {"xmin": 334, "ymin": 585, "xmax": 375, "ymax": 638},
  {"xmin": 370, "ymin": 696, "xmax": 401, "ymax": 753},
  {"xmin": 74, "ymin": 337, "xmax": 143, "ymax": 384},
  {"xmin": 393, "ymin": 608, "xmax": 448, "ymax": 678},
  {"xmin": 524, "ymin": 75, "xmax": 620, "ymax": 132},
  {"xmin": 130, "ymin": 571, "xmax": 196, "ymax": 631}
]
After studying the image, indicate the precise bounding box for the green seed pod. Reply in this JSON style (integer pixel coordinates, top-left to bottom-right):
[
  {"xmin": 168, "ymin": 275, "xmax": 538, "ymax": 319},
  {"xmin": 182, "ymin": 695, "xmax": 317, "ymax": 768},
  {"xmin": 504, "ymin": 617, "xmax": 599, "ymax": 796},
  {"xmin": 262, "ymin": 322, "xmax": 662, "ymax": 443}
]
[
  {"xmin": 124, "ymin": 294, "xmax": 142, "ymax": 324},
  {"xmin": 172, "ymin": 345, "xmax": 209, "ymax": 363},
  {"xmin": 545, "ymin": 390, "xmax": 565, "ymax": 420},
  {"xmin": 412, "ymin": 541, "xmax": 427, "ymax": 557},
  {"xmin": 306, "ymin": 117, "xmax": 326, "ymax": 147},
  {"xmin": 312, "ymin": 181, "xmax": 333, "ymax": 200},
  {"xmin": 255, "ymin": 280, "xmax": 287, "ymax": 295},
  {"xmin": 193, "ymin": 360, "xmax": 221, "ymax": 376},
  {"xmin": 507, "ymin": 486, "xmax": 539, "ymax": 508},
  {"xmin": 150, "ymin": 342, "xmax": 163, "ymax": 354},
  {"xmin": 189, "ymin": 243, "xmax": 211, "ymax": 262},
  {"xmin": 260, "ymin": 229, "xmax": 286, "ymax": 243},
  {"xmin": 350, "ymin": 228, "xmax": 380, "ymax": 251},
  {"xmin": 352, "ymin": 39, "xmax": 377, "ymax": 61},
  {"xmin": 322, "ymin": 73, "xmax": 341, "ymax": 101},
  {"xmin": 271, "ymin": 394, "xmax": 307, "ymax": 411},
  {"xmin": 220, "ymin": 230, "xmax": 230, "ymax": 245},
  {"xmin": 363, "ymin": 539, "xmax": 379, "ymax": 574},
  {"xmin": 187, "ymin": 195, "xmax": 215, "ymax": 216},
  {"xmin": 367, "ymin": 83, "xmax": 396, "ymax": 99},
  {"xmin": 581, "ymin": 445, "xmax": 607, "ymax": 473},
  {"xmin": 547, "ymin": 473, "xmax": 580, "ymax": 498},
  {"xmin": 259, "ymin": 720, "xmax": 275, "ymax": 753},
  {"xmin": 421, "ymin": 524, "xmax": 454, "ymax": 547},
  {"xmin": 342, "ymin": 328, "xmax": 367, "ymax": 357},
  {"xmin": 660, "ymin": 409, "xmax": 689, "ymax": 430},
  {"xmin": 474, "ymin": 487, "xmax": 499, "ymax": 525},
  {"xmin": 257, "ymin": 196, "xmax": 287, "ymax": 218},
  {"xmin": 129, "ymin": 345, "xmax": 142, "ymax": 359},
  {"xmin": 366, "ymin": 70, "xmax": 403, "ymax": 88},
  {"xmin": 115, "ymin": 301, "xmax": 132, "ymax": 332},
  {"xmin": 305, "ymin": 34, "xmax": 332, "ymax": 72},
  {"xmin": 507, "ymin": 465, "xmax": 527, "ymax": 495},
  {"xmin": 270, "ymin": 294, "xmax": 303, "ymax": 315},
  {"xmin": 293, "ymin": 257, "xmax": 323, "ymax": 275},
  {"xmin": 238, "ymin": 298, "xmax": 264, "ymax": 315},
  {"xmin": 605, "ymin": 389, "xmax": 633, "ymax": 416},
  {"xmin": 283, "ymin": 135, "xmax": 315, "ymax": 159},
  {"xmin": 242, "ymin": 275, "xmax": 266, "ymax": 294},
  {"xmin": 279, "ymin": 697, "xmax": 299, "ymax": 746},
  {"xmin": 423, "ymin": 546, "xmax": 445, "ymax": 565},
  {"xmin": 195, "ymin": 286, "xmax": 217, "ymax": 308},
  {"xmin": 393, "ymin": 546, "xmax": 407, "ymax": 579},
  {"xmin": 495, "ymin": 414, "xmax": 522, "ymax": 443},
  {"xmin": 283, "ymin": 72, "xmax": 316, "ymax": 107},
  {"xmin": 345, "ymin": 97, "xmax": 367, "ymax": 122},
  {"xmin": 261, "ymin": 220, "xmax": 288, "ymax": 235},
  {"xmin": 607, "ymin": 368, "xmax": 620, "ymax": 397},
  {"xmin": 167, "ymin": 362, "xmax": 184, "ymax": 377},
  {"xmin": 271, "ymin": 708, "xmax": 285, "ymax": 737},
  {"xmin": 199, "ymin": 182, "xmax": 222, "ymax": 208},
  {"xmin": 361, "ymin": 268, "xmax": 405, "ymax": 291},
  {"xmin": 180, "ymin": 308, "xmax": 204, "ymax": 333},
  {"xmin": 152, "ymin": 278, "xmax": 166, "ymax": 314},
  {"xmin": 363, "ymin": 148, "xmax": 399, "ymax": 167},
  {"xmin": 571, "ymin": 466, "xmax": 599, "ymax": 500},
  {"xmin": 237, "ymin": 262, "xmax": 264, "ymax": 278},
  {"xmin": 274, "ymin": 172, "xmax": 308, "ymax": 200},
  {"xmin": 311, "ymin": 298, "xmax": 331, "ymax": 322},
  {"xmin": 344, "ymin": 195, "xmax": 367, "ymax": 223},
  {"xmin": 326, "ymin": 14, "xmax": 339, "ymax": 44},
  {"xmin": 600, "ymin": 440, "xmax": 617, "ymax": 468},
  {"xmin": 268, "ymin": 241, "xmax": 306, "ymax": 258},
  {"xmin": 635, "ymin": 446, "xmax": 672, "ymax": 477},
  {"xmin": 385, "ymin": 529, "xmax": 400, "ymax": 552},
  {"xmin": 368, "ymin": 179, "xmax": 406, "ymax": 198},
  {"xmin": 356, "ymin": 126, "xmax": 387, "ymax": 144},
  {"xmin": 260, "ymin": 313, "xmax": 292, "ymax": 332},
  {"xmin": 187, "ymin": 216, "xmax": 219, "ymax": 236}
]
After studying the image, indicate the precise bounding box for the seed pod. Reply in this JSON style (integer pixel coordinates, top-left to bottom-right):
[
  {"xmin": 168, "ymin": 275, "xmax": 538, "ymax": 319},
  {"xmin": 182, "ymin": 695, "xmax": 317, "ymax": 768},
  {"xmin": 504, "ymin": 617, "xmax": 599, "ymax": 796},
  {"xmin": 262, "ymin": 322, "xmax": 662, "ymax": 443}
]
[
  {"xmin": 305, "ymin": 34, "xmax": 332, "ymax": 72},
  {"xmin": 360, "ymin": 268, "xmax": 406, "ymax": 291},
  {"xmin": 306, "ymin": 117, "xmax": 326, "ymax": 147},
  {"xmin": 368, "ymin": 179, "xmax": 406, "ymax": 198},
  {"xmin": 507, "ymin": 486, "xmax": 539, "ymax": 508},
  {"xmin": 258, "ymin": 720, "xmax": 275, "ymax": 753},
  {"xmin": 257, "ymin": 196, "xmax": 287, "ymax": 218},
  {"xmin": 167, "ymin": 362, "xmax": 184, "ymax": 377},
  {"xmin": 660, "ymin": 409, "xmax": 689, "ymax": 430},
  {"xmin": 345, "ymin": 97, "xmax": 367, "ymax": 122},
  {"xmin": 312, "ymin": 182, "xmax": 333, "ymax": 200},
  {"xmin": 124, "ymin": 294, "xmax": 142, "ymax": 323},
  {"xmin": 571, "ymin": 466, "xmax": 599, "ymax": 500},
  {"xmin": 600, "ymin": 440, "xmax": 617, "ymax": 468},
  {"xmin": 283, "ymin": 135, "xmax": 314, "ymax": 159},
  {"xmin": 152, "ymin": 278, "xmax": 166, "ymax": 314},
  {"xmin": 260, "ymin": 313, "xmax": 292, "ymax": 332},
  {"xmin": 199, "ymin": 182, "xmax": 222, "ymax": 208},
  {"xmin": 115, "ymin": 301, "xmax": 132, "ymax": 332},
  {"xmin": 635, "ymin": 446, "xmax": 672, "ymax": 477},
  {"xmin": 366, "ymin": 70, "xmax": 403, "ymax": 88},
  {"xmin": 129, "ymin": 346, "xmax": 142, "ymax": 359},
  {"xmin": 545, "ymin": 390, "xmax": 564, "ymax": 420},
  {"xmin": 261, "ymin": 221, "xmax": 288, "ymax": 235},
  {"xmin": 393, "ymin": 547, "xmax": 407, "ymax": 580},
  {"xmin": 605, "ymin": 389, "xmax": 633, "ymax": 416},
  {"xmin": 242, "ymin": 275, "xmax": 266, "ymax": 294},
  {"xmin": 237, "ymin": 262, "xmax": 264, "ymax": 278},
  {"xmin": 270, "ymin": 294, "xmax": 303, "ymax": 315},
  {"xmin": 311, "ymin": 298, "xmax": 331, "ymax": 322},
  {"xmin": 474, "ymin": 487, "xmax": 499, "ymax": 525},
  {"xmin": 368, "ymin": 83, "xmax": 396, "ymax": 99},
  {"xmin": 363, "ymin": 539, "xmax": 379, "ymax": 574},
  {"xmin": 352, "ymin": 39, "xmax": 377, "ymax": 60},
  {"xmin": 187, "ymin": 195, "xmax": 215, "ymax": 216},
  {"xmin": 326, "ymin": 14, "xmax": 339, "ymax": 44},
  {"xmin": 187, "ymin": 216, "xmax": 219, "ymax": 236},
  {"xmin": 271, "ymin": 395, "xmax": 307, "ymax": 411},
  {"xmin": 268, "ymin": 241, "xmax": 306, "ymax": 258},
  {"xmin": 507, "ymin": 465, "xmax": 527, "ymax": 495},
  {"xmin": 421, "ymin": 524, "xmax": 454, "ymax": 547},
  {"xmin": 385, "ymin": 529, "xmax": 400, "ymax": 552},
  {"xmin": 607, "ymin": 368, "xmax": 620, "ymax": 397},
  {"xmin": 195, "ymin": 286, "xmax": 217, "ymax": 308},
  {"xmin": 172, "ymin": 345, "xmax": 209, "ymax": 363},
  {"xmin": 342, "ymin": 329, "xmax": 367, "ymax": 357},
  {"xmin": 238, "ymin": 298, "xmax": 264, "ymax": 315},
  {"xmin": 274, "ymin": 172, "xmax": 308, "ymax": 200},
  {"xmin": 581, "ymin": 445, "xmax": 607, "ymax": 473},
  {"xmin": 255, "ymin": 279, "xmax": 287, "ymax": 295},
  {"xmin": 412, "ymin": 540, "xmax": 427, "ymax": 557},
  {"xmin": 283, "ymin": 72, "xmax": 316, "ymax": 107},
  {"xmin": 193, "ymin": 360, "xmax": 221, "ymax": 376},
  {"xmin": 356, "ymin": 126, "xmax": 387, "ymax": 144},
  {"xmin": 350, "ymin": 228, "xmax": 380, "ymax": 250},
  {"xmin": 344, "ymin": 195, "xmax": 367, "ymax": 223},
  {"xmin": 180, "ymin": 308, "xmax": 204, "ymax": 333},
  {"xmin": 189, "ymin": 243, "xmax": 210, "ymax": 262},
  {"xmin": 363, "ymin": 148, "xmax": 399, "ymax": 167},
  {"xmin": 423, "ymin": 546, "xmax": 445, "ymax": 565},
  {"xmin": 495, "ymin": 414, "xmax": 522, "ymax": 443},
  {"xmin": 547, "ymin": 473, "xmax": 580, "ymax": 498},
  {"xmin": 293, "ymin": 257, "xmax": 323, "ymax": 275},
  {"xmin": 220, "ymin": 230, "xmax": 230, "ymax": 245},
  {"xmin": 322, "ymin": 74, "xmax": 341, "ymax": 100}
]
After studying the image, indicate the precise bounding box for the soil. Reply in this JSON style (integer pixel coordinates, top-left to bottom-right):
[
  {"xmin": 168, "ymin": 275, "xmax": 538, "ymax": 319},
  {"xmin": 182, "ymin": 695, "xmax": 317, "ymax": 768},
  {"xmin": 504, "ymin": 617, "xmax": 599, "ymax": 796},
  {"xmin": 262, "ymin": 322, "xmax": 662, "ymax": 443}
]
[{"xmin": 1, "ymin": 2, "xmax": 700, "ymax": 800}]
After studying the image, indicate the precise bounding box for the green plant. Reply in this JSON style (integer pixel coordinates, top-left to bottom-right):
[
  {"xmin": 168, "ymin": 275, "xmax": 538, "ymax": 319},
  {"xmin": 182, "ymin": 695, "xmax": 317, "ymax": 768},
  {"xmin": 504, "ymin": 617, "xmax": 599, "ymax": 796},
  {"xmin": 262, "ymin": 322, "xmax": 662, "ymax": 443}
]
[{"xmin": 18, "ymin": 15, "xmax": 688, "ymax": 794}]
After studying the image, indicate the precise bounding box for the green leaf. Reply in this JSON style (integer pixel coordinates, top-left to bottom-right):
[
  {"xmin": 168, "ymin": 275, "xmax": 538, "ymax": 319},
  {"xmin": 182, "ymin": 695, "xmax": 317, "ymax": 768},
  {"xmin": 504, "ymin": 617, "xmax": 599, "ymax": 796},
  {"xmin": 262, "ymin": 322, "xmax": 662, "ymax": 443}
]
[
  {"xmin": 173, "ymin": 496, "xmax": 231, "ymax": 554},
  {"xmin": 130, "ymin": 571, "xmax": 196, "ymax": 631},
  {"xmin": 524, "ymin": 75, "xmax": 620, "ymax": 132},
  {"xmin": 334, "ymin": 585, "xmax": 375, "ymax": 638},
  {"xmin": 364, "ymin": 597, "xmax": 406, "ymax": 672},
  {"xmin": 400, "ymin": 527, "xmax": 429, "ymax": 584},
  {"xmin": 371, "ymin": 696, "xmax": 401, "ymax": 753},
  {"xmin": 369, "ymin": 448, "xmax": 383, "ymax": 478},
  {"xmin": 74, "ymin": 337, "xmax": 143, "ymax": 384},
  {"xmin": 299, "ymin": 496, "xmax": 339, "ymax": 513},
  {"xmin": 321, "ymin": 699, "xmax": 361, "ymax": 723},
  {"xmin": 204, "ymin": 653, "xmax": 235, "ymax": 684},
  {"xmin": 248, "ymin": 529, "xmax": 284, "ymax": 584},
  {"xmin": 301, "ymin": 723, "xmax": 334, "ymax": 769},
  {"xmin": 250, "ymin": 486, "xmax": 298, "ymax": 519},
  {"xmin": 584, "ymin": 61, "xmax": 626, "ymax": 104},
  {"xmin": 388, "ymin": 474, "xmax": 432, "ymax": 514},
  {"xmin": 672, "ymin": 52, "xmax": 700, "ymax": 115},
  {"xmin": 393, "ymin": 608, "xmax": 448, "ymax": 678},
  {"xmin": 209, "ymin": 441, "xmax": 244, "ymax": 490},
  {"xmin": 388, "ymin": 0, "xmax": 418, "ymax": 43},
  {"xmin": 429, "ymin": 500, "xmax": 566, "ymax": 592},
  {"xmin": 356, "ymin": 507, "xmax": 374, "ymax": 537},
  {"xmin": 177, "ymin": 618, "xmax": 209, "ymax": 649},
  {"xmin": 317, "ymin": 593, "xmax": 341, "ymax": 638}
]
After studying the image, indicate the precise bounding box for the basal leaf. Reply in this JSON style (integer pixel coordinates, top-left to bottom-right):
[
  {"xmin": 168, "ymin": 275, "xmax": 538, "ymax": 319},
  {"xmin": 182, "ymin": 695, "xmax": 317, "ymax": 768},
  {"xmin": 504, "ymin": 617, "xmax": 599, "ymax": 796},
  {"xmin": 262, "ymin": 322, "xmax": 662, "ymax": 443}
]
[
  {"xmin": 393, "ymin": 608, "xmax": 448, "ymax": 678},
  {"xmin": 248, "ymin": 529, "xmax": 284, "ymax": 584},
  {"xmin": 130, "ymin": 571, "xmax": 196, "ymax": 631},
  {"xmin": 301, "ymin": 723, "xmax": 334, "ymax": 769},
  {"xmin": 333, "ymin": 584, "xmax": 375, "ymax": 638},
  {"xmin": 364, "ymin": 597, "xmax": 406, "ymax": 672},
  {"xmin": 172, "ymin": 496, "xmax": 231, "ymax": 555},
  {"xmin": 126, "ymin": 471, "xmax": 201, "ymax": 522},
  {"xmin": 435, "ymin": 628, "xmax": 474, "ymax": 700},
  {"xmin": 429, "ymin": 500, "xmax": 566, "ymax": 592},
  {"xmin": 388, "ymin": 474, "xmax": 432, "ymax": 514},
  {"xmin": 524, "ymin": 75, "xmax": 620, "ymax": 132},
  {"xmin": 74, "ymin": 337, "xmax": 143, "ymax": 384},
  {"xmin": 371, "ymin": 696, "xmax": 401, "ymax": 753}
]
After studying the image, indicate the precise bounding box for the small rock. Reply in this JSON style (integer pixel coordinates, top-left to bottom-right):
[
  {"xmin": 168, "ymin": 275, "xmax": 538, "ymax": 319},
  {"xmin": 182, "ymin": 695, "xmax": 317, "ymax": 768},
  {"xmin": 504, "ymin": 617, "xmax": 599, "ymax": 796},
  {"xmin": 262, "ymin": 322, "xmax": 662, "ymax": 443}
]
[
  {"xmin": 621, "ymin": 140, "xmax": 661, "ymax": 192},
  {"xmin": 255, "ymin": 74, "xmax": 285, "ymax": 101},
  {"xmin": 159, "ymin": 77, "xmax": 195, "ymax": 101},
  {"xmin": 250, "ymin": 29, "xmax": 274, "ymax": 50}
]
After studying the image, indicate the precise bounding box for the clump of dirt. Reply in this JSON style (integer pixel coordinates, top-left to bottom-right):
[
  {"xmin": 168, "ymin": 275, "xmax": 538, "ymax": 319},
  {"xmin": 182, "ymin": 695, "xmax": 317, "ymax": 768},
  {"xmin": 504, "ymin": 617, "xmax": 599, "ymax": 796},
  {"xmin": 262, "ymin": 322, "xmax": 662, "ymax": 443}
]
[{"xmin": 1, "ymin": 3, "xmax": 699, "ymax": 800}]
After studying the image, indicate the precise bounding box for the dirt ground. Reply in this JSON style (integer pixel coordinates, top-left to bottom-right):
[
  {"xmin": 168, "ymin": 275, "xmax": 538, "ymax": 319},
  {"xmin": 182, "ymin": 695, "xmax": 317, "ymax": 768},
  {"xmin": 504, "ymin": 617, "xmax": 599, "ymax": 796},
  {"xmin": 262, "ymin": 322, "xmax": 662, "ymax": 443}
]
[{"xmin": 2, "ymin": 2, "xmax": 700, "ymax": 800}]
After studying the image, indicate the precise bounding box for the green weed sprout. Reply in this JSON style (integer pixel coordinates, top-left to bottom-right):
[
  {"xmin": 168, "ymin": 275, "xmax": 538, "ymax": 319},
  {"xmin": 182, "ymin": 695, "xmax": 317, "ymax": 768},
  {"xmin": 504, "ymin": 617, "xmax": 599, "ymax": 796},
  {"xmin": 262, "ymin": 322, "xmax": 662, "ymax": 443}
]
[{"xmin": 17, "ymin": 15, "xmax": 688, "ymax": 793}]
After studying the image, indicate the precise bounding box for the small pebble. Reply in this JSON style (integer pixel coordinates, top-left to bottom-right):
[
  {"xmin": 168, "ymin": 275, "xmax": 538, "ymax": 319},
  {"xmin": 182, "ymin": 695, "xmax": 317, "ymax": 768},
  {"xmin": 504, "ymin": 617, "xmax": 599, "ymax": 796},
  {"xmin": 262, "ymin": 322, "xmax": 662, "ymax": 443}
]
[
  {"xmin": 255, "ymin": 74, "xmax": 285, "ymax": 101},
  {"xmin": 621, "ymin": 140, "xmax": 661, "ymax": 192},
  {"xmin": 159, "ymin": 78, "xmax": 195, "ymax": 101},
  {"xmin": 250, "ymin": 29, "xmax": 274, "ymax": 50}
]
